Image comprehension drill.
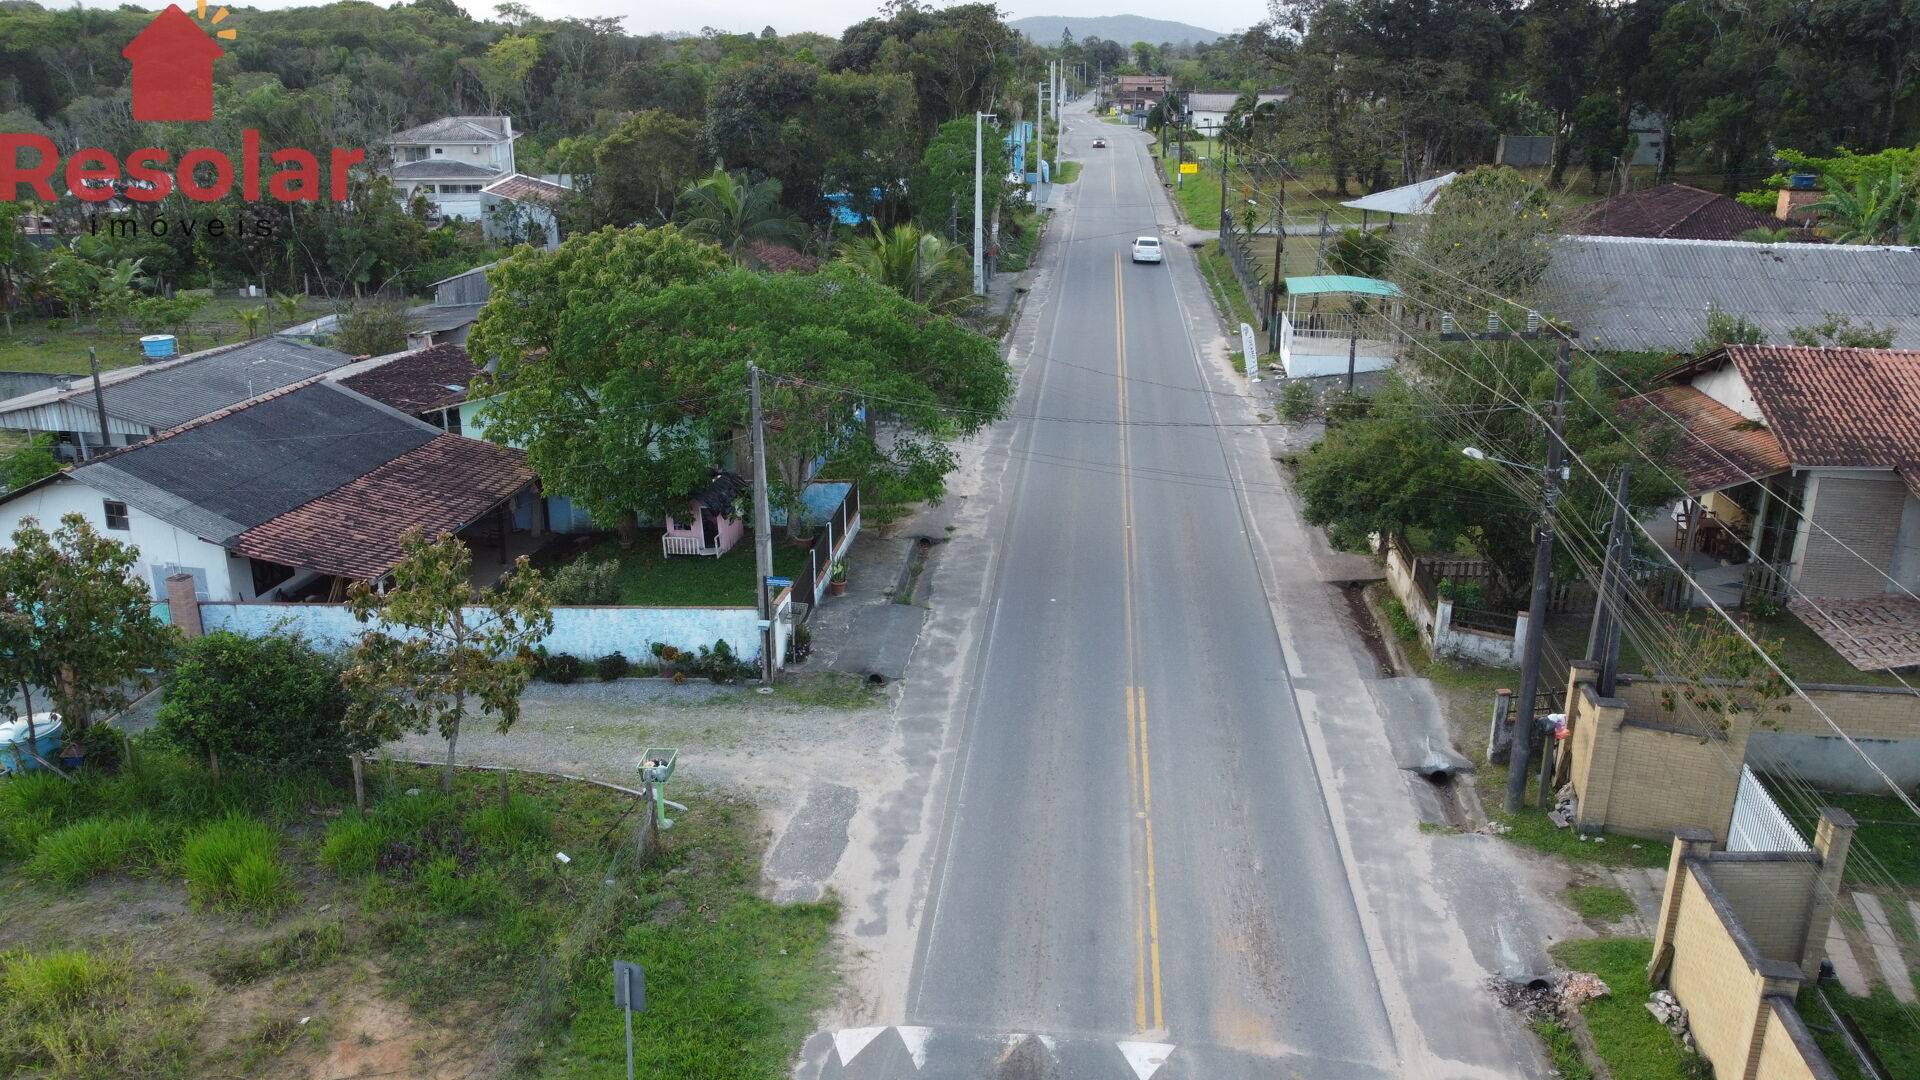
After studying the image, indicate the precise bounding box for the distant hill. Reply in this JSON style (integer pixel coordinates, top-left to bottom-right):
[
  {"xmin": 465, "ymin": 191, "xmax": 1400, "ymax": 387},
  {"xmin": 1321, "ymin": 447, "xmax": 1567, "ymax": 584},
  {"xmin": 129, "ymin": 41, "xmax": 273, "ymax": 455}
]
[{"xmin": 1008, "ymin": 15, "xmax": 1227, "ymax": 46}]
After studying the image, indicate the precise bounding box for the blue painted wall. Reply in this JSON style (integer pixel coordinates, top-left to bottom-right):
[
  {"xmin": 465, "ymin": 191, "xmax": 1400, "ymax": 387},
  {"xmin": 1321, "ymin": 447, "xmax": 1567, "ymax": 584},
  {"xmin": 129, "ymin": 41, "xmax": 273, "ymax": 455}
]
[{"xmin": 198, "ymin": 602, "xmax": 765, "ymax": 661}]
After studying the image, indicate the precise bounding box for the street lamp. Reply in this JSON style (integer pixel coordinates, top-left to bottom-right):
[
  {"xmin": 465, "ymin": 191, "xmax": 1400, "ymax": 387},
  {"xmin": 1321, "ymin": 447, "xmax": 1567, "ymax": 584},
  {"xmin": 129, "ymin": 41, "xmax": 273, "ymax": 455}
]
[{"xmin": 973, "ymin": 111, "xmax": 997, "ymax": 297}]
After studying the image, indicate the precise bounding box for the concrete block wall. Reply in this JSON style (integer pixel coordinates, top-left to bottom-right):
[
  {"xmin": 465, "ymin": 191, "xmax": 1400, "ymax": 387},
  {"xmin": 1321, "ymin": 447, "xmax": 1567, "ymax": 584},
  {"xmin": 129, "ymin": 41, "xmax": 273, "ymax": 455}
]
[{"xmin": 1564, "ymin": 665, "xmax": 1752, "ymax": 844}]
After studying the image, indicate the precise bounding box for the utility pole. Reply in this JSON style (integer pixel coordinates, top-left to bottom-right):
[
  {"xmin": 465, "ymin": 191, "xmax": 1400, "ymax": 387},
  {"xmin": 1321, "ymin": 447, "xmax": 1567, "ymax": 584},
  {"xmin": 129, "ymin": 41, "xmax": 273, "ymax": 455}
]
[
  {"xmin": 1267, "ymin": 174, "xmax": 1285, "ymax": 336},
  {"xmin": 1585, "ymin": 464, "xmax": 1632, "ymax": 697},
  {"xmin": 1507, "ymin": 339, "xmax": 1570, "ymax": 812},
  {"xmin": 1037, "ymin": 81, "xmax": 1045, "ymax": 179},
  {"xmin": 748, "ymin": 363, "xmax": 774, "ymax": 686},
  {"xmin": 973, "ymin": 111, "xmax": 996, "ymax": 296},
  {"xmin": 1211, "ymin": 121, "xmax": 1229, "ymax": 232},
  {"xmin": 88, "ymin": 347, "xmax": 110, "ymax": 450}
]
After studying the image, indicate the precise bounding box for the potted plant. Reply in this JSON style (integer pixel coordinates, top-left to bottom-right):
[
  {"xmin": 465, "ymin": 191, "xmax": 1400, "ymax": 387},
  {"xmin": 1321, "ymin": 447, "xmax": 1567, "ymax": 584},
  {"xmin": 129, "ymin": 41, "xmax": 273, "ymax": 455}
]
[
  {"xmin": 790, "ymin": 518, "xmax": 817, "ymax": 550},
  {"xmin": 829, "ymin": 560, "xmax": 848, "ymax": 596}
]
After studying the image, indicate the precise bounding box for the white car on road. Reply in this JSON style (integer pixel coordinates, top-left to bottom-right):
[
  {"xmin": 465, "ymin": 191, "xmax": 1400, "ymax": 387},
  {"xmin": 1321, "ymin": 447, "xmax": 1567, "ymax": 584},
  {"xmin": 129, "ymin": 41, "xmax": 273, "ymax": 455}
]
[{"xmin": 1131, "ymin": 236, "xmax": 1162, "ymax": 264}]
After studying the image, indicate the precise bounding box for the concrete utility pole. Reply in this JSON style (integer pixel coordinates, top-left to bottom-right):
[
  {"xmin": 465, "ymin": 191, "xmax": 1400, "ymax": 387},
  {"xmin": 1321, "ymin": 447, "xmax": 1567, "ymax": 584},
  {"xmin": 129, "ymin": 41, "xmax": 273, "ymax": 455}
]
[
  {"xmin": 1508, "ymin": 339, "xmax": 1570, "ymax": 812},
  {"xmin": 973, "ymin": 111, "xmax": 996, "ymax": 296},
  {"xmin": 88, "ymin": 347, "xmax": 109, "ymax": 449},
  {"xmin": 748, "ymin": 362, "xmax": 774, "ymax": 686}
]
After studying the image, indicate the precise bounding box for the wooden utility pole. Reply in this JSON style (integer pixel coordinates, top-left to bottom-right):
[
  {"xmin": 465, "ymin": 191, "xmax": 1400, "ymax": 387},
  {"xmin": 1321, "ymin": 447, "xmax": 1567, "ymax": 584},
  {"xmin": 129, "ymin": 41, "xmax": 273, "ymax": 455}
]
[{"xmin": 1508, "ymin": 340, "xmax": 1570, "ymax": 812}]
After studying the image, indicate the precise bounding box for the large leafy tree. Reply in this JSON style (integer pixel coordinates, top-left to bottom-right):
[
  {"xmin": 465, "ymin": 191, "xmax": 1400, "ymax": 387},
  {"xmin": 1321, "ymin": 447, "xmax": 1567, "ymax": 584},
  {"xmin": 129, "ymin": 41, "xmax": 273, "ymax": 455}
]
[
  {"xmin": 1396, "ymin": 166, "xmax": 1559, "ymax": 315},
  {"xmin": 466, "ymin": 226, "xmax": 732, "ymax": 543},
  {"xmin": 908, "ymin": 116, "xmax": 1010, "ymax": 245},
  {"xmin": 0, "ymin": 514, "xmax": 175, "ymax": 757},
  {"xmin": 342, "ymin": 531, "xmax": 552, "ymax": 794},
  {"xmin": 624, "ymin": 268, "xmax": 1013, "ymax": 539},
  {"xmin": 593, "ymin": 108, "xmax": 703, "ymax": 228}
]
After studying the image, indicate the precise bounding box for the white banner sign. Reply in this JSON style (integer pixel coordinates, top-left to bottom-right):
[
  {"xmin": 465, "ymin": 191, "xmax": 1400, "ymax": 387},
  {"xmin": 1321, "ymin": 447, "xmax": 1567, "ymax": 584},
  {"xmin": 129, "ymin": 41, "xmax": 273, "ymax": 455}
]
[{"xmin": 1240, "ymin": 322, "xmax": 1258, "ymax": 380}]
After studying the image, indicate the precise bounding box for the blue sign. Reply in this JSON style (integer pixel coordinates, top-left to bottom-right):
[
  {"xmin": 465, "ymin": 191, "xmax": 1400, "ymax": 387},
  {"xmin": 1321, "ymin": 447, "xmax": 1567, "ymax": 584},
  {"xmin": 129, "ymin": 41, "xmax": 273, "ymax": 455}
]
[{"xmin": 765, "ymin": 576, "xmax": 793, "ymax": 589}]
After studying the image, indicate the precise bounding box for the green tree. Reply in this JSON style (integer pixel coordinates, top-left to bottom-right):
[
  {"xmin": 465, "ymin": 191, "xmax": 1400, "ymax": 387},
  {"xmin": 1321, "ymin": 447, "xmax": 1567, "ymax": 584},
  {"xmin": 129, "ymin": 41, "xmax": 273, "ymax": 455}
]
[
  {"xmin": 155, "ymin": 631, "xmax": 354, "ymax": 776},
  {"xmin": 1397, "ymin": 166, "xmax": 1558, "ymax": 314},
  {"xmin": 1786, "ymin": 314, "xmax": 1898, "ymax": 349},
  {"xmin": 624, "ymin": 268, "xmax": 1013, "ymax": 540},
  {"xmin": 675, "ymin": 167, "xmax": 806, "ymax": 261},
  {"xmin": 838, "ymin": 223, "xmax": 973, "ymax": 311},
  {"xmin": 593, "ymin": 108, "xmax": 701, "ymax": 227},
  {"xmin": 1697, "ymin": 302, "xmax": 1766, "ymax": 350},
  {"xmin": 466, "ymin": 226, "xmax": 732, "ymax": 544},
  {"xmin": 342, "ymin": 530, "xmax": 553, "ymax": 793},
  {"xmin": 1, "ymin": 435, "xmax": 60, "ymax": 491},
  {"xmin": 0, "ymin": 514, "xmax": 175, "ymax": 756},
  {"xmin": 1804, "ymin": 166, "xmax": 1915, "ymax": 244},
  {"xmin": 908, "ymin": 116, "xmax": 1009, "ymax": 244}
]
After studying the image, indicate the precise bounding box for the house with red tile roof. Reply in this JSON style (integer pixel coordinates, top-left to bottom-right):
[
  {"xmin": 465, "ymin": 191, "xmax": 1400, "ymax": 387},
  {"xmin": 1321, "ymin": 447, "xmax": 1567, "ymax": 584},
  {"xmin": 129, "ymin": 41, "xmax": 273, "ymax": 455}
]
[
  {"xmin": 0, "ymin": 380, "xmax": 533, "ymax": 602},
  {"xmin": 1622, "ymin": 345, "xmax": 1920, "ymax": 670},
  {"xmin": 1563, "ymin": 184, "xmax": 1814, "ymax": 242}
]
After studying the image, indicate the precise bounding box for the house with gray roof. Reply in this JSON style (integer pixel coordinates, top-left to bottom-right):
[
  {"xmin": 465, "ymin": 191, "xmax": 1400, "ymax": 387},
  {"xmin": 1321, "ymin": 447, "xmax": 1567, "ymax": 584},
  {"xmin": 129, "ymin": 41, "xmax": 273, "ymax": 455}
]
[
  {"xmin": 0, "ymin": 337, "xmax": 353, "ymax": 460},
  {"xmin": 383, "ymin": 115, "xmax": 519, "ymax": 225},
  {"xmin": 1535, "ymin": 236, "xmax": 1920, "ymax": 352},
  {"xmin": 0, "ymin": 380, "xmax": 532, "ymax": 602}
]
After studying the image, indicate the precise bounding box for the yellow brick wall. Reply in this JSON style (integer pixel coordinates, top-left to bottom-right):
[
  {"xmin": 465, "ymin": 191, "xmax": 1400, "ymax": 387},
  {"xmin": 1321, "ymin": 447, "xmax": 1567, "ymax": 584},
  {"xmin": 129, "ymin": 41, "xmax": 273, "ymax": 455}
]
[
  {"xmin": 1755, "ymin": 999, "xmax": 1826, "ymax": 1080},
  {"xmin": 1600, "ymin": 721, "xmax": 1745, "ymax": 843},
  {"xmin": 1619, "ymin": 679, "xmax": 1920, "ymax": 742},
  {"xmin": 1709, "ymin": 860, "xmax": 1819, "ymax": 965},
  {"xmin": 1670, "ymin": 867, "xmax": 1767, "ymax": 1078}
]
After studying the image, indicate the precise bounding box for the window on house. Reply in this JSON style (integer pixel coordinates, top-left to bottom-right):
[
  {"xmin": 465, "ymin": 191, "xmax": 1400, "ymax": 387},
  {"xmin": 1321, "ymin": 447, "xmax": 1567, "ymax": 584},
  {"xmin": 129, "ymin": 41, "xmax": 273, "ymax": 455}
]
[
  {"xmin": 418, "ymin": 184, "xmax": 436, "ymax": 194},
  {"xmin": 103, "ymin": 500, "xmax": 129, "ymax": 530},
  {"xmin": 433, "ymin": 147, "xmax": 444, "ymax": 155},
  {"xmin": 442, "ymin": 408, "xmax": 463, "ymax": 436}
]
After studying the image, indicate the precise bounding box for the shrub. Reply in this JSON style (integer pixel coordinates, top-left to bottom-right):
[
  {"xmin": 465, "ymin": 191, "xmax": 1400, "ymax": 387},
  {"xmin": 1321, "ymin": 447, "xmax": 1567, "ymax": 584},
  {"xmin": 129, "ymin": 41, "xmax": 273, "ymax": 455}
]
[
  {"xmin": 76, "ymin": 722, "xmax": 126, "ymax": 773},
  {"xmin": 541, "ymin": 652, "xmax": 583, "ymax": 684},
  {"xmin": 687, "ymin": 638, "xmax": 757, "ymax": 683},
  {"xmin": 182, "ymin": 813, "xmax": 293, "ymax": 914},
  {"xmin": 155, "ymin": 630, "xmax": 354, "ymax": 775},
  {"xmin": 547, "ymin": 556, "xmax": 621, "ymax": 605},
  {"xmin": 595, "ymin": 652, "xmax": 631, "ymax": 681},
  {"xmin": 465, "ymin": 795, "xmax": 550, "ymax": 853},
  {"xmin": 320, "ymin": 812, "xmax": 395, "ymax": 877},
  {"xmin": 1, "ymin": 946, "xmax": 124, "ymax": 1012},
  {"xmin": 26, "ymin": 813, "xmax": 171, "ymax": 885},
  {"xmin": 1280, "ymin": 379, "xmax": 1314, "ymax": 422}
]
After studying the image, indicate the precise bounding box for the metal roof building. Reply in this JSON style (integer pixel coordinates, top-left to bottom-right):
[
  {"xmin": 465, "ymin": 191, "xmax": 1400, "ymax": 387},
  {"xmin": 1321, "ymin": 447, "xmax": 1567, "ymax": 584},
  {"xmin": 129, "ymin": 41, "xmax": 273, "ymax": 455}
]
[
  {"xmin": 0, "ymin": 337, "xmax": 353, "ymax": 453},
  {"xmin": 1535, "ymin": 236, "xmax": 1920, "ymax": 352}
]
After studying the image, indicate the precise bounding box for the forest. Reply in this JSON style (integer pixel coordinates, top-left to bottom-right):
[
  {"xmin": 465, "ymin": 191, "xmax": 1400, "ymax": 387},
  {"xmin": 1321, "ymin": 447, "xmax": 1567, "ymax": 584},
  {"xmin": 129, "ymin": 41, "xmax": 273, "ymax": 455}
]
[{"xmin": 3, "ymin": 0, "xmax": 1919, "ymax": 303}]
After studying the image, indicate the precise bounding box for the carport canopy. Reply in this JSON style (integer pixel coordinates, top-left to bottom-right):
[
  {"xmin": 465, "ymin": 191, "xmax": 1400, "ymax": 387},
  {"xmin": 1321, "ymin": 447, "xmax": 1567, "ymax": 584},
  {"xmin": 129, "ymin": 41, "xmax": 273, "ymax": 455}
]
[{"xmin": 1284, "ymin": 275, "xmax": 1403, "ymax": 298}]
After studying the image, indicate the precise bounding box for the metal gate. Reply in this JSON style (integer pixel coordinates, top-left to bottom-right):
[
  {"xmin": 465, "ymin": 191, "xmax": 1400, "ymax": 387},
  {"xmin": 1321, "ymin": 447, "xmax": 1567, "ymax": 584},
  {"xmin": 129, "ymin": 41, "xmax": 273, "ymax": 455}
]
[{"xmin": 1728, "ymin": 766, "xmax": 1808, "ymax": 852}]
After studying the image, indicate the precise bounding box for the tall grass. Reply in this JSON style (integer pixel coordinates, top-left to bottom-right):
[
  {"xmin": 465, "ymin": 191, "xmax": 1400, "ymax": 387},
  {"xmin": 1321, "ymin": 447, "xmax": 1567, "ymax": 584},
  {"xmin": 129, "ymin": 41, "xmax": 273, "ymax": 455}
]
[
  {"xmin": 182, "ymin": 814, "xmax": 294, "ymax": 916},
  {"xmin": 0, "ymin": 945, "xmax": 202, "ymax": 1079},
  {"xmin": 1, "ymin": 947, "xmax": 124, "ymax": 1012},
  {"xmin": 319, "ymin": 811, "xmax": 395, "ymax": 877},
  {"xmin": 465, "ymin": 795, "xmax": 550, "ymax": 854},
  {"xmin": 25, "ymin": 813, "xmax": 172, "ymax": 885}
]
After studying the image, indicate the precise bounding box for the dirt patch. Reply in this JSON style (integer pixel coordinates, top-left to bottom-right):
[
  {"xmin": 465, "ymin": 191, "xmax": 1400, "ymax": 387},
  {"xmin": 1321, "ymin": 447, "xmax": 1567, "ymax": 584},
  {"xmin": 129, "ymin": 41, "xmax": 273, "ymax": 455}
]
[
  {"xmin": 1335, "ymin": 581, "xmax": 1398, "ymax": 676},
  {"xmin": 308, "ymin": 982, "xmax": 466, "ymax": 1080}
]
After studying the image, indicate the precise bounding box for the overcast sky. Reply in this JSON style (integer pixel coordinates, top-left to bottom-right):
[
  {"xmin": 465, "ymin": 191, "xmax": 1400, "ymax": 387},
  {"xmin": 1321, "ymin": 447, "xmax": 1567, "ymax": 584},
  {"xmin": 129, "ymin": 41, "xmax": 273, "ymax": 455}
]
[{"xmin": 88, "ymin": 1, "xmax": 1262, "ymax": 41}]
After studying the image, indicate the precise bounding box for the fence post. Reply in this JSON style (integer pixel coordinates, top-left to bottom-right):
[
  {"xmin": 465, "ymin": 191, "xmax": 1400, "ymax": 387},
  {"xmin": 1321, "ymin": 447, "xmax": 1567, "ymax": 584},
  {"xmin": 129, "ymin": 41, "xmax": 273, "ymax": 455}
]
[{"xmin": 1489, "ymin": 688, "xmax": 1513, "ymax": 764}]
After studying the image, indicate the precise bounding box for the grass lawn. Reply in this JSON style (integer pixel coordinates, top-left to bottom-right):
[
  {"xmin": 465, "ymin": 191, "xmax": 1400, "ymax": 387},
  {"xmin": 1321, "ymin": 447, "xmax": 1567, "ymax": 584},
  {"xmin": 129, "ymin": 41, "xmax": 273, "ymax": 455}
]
[
  {"xmin": 0, "ymin": 747, "xmax": 837, "ymax": 1080},
  {"xmin": 1053, "ymin": 160, "xmax": 1083, "ymax": 183},
  {"xmin": 573, "ymin": 533, "xmax": 816, "ymax": 607},
  {"xmin": 1759, "ymin": 779, "xmax": 1920, "ymax": 889},
  {"xmin": 0, "ymin": 297, "xmax": 341, "ymax": 375},
  {"xmin": 1160, "ymin": 152, "xmax": 1225, "ymax": 226},
  {"xmin": 1550, "ymin": 938, "xmax": 1704, "ymax": 1080},
  {"xmin": 1566, "ymin": 883, "xmax": 1637, "ymax": 922},
  {"xmin": 1197, "ymin": 240, "xmax": 1258, "ymax": 331},
  {"xmin": 1805, "ymin": 983, "xmax": 1920, "ymax": 1080},
  {"xmin": 1545, "ymin": 610, "xmax": 1910, "ymax": 690}
]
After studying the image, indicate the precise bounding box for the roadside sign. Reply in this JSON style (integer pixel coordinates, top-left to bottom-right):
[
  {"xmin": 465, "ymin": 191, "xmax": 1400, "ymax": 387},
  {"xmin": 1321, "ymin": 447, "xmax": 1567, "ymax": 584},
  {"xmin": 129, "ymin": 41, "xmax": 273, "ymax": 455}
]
[
  {"xmin": 1240, "ymin": 323, "xmax": 1259, "ymax": 379},
  {"xmin": 1179, "ymin": 162, "xmax": 1198, "ymax": 174},
  {"xmin": 614, "ymin": 961, "xmax": 646, "ymax": 1011},
  {"xmin": 765, "ymin": 576, "xmax": 793, "ymax": 589}
]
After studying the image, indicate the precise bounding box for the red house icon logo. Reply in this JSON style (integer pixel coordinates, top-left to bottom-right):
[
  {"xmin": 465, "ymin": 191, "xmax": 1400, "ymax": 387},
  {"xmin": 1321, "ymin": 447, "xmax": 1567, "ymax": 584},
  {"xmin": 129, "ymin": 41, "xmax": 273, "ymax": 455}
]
[{"xmin": 122, "ymin": 5, "xmax": 225, "ymax": 122}]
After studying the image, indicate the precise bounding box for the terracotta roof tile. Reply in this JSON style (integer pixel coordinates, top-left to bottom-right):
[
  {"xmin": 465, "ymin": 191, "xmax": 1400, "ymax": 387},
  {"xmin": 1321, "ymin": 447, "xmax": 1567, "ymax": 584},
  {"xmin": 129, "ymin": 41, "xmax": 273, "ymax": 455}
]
[
  {"xmin": 340, "ymin": 344, "xmax": 483, "ymax": 415},
  {"xmin": 1616, "ymin": 384, "xmax": 1789, "ymax": 494},
  {"xmin": 1719, "ymin": 345, "xmax": 1920, "ymax": 491},
  {"xmin": 480, "ymin": 172, "xmax": 571, "ymax": 205},
  {"xmin": 231, "ymin": 435, "xmax": 531, "ymax": 580},
  {"xmin": 1564, "ymin": 184, "xmax": 1804, "ymax": 241},
  {"xmin": 743, "ymin": 242, "xmax": 823, "ymax": 273}
]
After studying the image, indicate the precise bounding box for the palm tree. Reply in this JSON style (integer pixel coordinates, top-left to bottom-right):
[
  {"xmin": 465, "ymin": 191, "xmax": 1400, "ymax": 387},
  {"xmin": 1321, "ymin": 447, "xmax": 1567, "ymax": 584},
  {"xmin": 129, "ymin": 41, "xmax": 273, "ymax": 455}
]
[
  {"xmin": 1804, "ymin": 167, "xmax": 1913, "ymax": 244},
  {"xmin": 675, "ymin": 167, "xmax": 805, "ymax": 262},
  {"xmin": 837, "ymin": 223, "xmax": 973, "ymax": 312}
]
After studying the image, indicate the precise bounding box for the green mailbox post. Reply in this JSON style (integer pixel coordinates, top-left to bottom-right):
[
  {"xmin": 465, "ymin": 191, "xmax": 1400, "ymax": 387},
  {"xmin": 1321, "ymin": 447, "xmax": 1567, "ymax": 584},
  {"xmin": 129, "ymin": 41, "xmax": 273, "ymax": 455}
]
[{"xmin": 639, "ymin": 748, "xmax": 679, "ymax": 829}]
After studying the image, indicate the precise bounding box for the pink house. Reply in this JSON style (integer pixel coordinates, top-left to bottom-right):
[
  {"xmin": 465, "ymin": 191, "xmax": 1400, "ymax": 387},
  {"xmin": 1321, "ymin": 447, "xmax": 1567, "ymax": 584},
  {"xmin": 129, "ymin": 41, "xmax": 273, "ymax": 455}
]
[{"xmin": 662, "ymin": 470, "xmax": 747, "ymax": 558}]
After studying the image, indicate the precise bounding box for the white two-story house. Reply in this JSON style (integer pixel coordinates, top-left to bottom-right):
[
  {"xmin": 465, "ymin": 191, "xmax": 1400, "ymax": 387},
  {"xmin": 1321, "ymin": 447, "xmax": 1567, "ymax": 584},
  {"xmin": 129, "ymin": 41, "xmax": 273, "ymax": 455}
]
[{"xmin": 384, "ymin": 116, "xmax": 519, "ymax": 223}]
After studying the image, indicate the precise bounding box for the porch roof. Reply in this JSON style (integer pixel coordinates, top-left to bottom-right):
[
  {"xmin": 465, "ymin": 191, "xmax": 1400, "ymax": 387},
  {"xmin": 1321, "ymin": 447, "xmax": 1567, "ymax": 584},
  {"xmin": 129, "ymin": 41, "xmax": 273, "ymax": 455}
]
[
  {"xmin": 1285, "ymin": 275, "xmax": 1402, "ymax": 298},
  {"xmin": 1787, "ymin": 596, "xmax": 1920, "ymax": 672},
  {"xmin": 1615, "ymin": 384, "xmax": 1788, "ymax": 495}
]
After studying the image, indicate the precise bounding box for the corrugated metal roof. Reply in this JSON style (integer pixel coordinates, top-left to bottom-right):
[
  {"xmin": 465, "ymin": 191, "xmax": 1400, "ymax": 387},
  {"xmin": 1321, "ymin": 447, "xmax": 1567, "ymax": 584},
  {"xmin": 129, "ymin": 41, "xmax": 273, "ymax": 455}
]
[
  {"xmin": 1339, "ymin": 172, "xmax": 1456, "ymax": 215},
  {"xmin": 94, "ymin": 337, "xmax": 353, "ymax": 431},
  {"xmin": 391, "ymin": 159, "xmax": 502, "ymax": 181},
  {"xmin": 482, "ymin": 173, "xmax": 570, "ymax": 205},
  {"xmin": 72, "ymin": 381, "xmax": 439, "ymax": 544},
  {"xmin": 1536, "ymin": 236, "xmax": 1920, "ymax": 351},
  {"xmin": 405, "ymin": 303, "xmax": 486, "ymax": 334}
]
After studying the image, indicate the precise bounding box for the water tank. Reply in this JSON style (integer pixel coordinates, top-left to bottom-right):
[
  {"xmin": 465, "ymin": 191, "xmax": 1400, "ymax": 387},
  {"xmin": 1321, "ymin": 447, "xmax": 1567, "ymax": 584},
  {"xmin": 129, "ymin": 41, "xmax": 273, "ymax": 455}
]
[
  {"xmin": 140, "ymin": 334, "xmax": 175, "ymax": 359},
  {"xmin": 1790, "ymin": 173, "xmax": 1817, "ymax": 190}
]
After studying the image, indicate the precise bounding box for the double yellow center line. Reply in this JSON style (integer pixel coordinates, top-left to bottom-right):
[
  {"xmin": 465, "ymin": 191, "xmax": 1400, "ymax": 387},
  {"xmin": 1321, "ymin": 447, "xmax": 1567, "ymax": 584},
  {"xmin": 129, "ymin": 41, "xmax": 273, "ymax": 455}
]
[{"xmin": 1115, "ymin": 253, "xmax": 1165, "ymax": 1034}]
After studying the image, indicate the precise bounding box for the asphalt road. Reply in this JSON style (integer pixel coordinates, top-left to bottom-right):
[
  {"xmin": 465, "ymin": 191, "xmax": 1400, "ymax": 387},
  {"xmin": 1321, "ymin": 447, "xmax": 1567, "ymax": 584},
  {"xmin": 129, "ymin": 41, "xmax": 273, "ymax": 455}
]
[{"xmin": 813, "ymin": 111, "xmax": 1403, "ymax": 1079}]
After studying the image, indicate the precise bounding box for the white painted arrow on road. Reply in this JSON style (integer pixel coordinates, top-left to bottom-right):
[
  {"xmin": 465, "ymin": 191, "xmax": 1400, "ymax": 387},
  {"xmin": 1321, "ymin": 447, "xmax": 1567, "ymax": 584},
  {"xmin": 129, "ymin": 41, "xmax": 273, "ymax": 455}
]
[
  {"xmin": 895, "ymin": 1026, "xmax": 931, "ymax": 1069},
  {"xmin": 832, "ymin": 1027, "xmax": 886, "ymax": 1066},
  {"xmin": 1117, "ymin": 1041, "xmax": 1176, "ymax": 1080}
]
